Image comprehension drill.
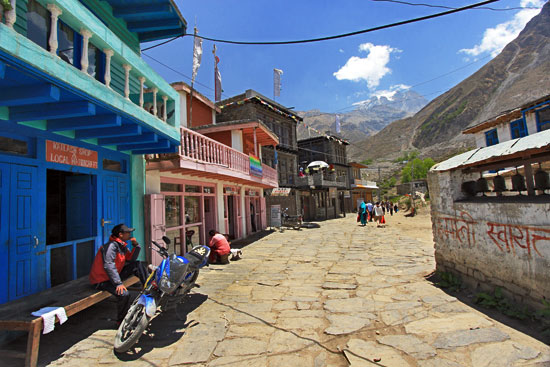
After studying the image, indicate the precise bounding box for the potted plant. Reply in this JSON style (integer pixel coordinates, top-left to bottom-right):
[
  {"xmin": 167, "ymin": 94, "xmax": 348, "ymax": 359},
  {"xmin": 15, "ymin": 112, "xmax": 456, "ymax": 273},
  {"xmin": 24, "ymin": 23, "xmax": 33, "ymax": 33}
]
[{"xmin": 1, "ymin": 0, "xmax": 12, "ymax": 11}]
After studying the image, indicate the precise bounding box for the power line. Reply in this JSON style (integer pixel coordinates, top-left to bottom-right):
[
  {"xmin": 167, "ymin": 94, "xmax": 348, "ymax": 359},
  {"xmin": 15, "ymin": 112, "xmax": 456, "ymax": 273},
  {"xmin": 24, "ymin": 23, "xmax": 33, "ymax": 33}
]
[
  {"xmin": 141, "ymin": 0, "xmax": 497, "ymax": 50},
  {"xmin": 142, "ymin": 53, "xmax": 236, "ymax": 100},
  {"xmin": 372, "ymin": 0, "xmax": 542, "ymax": 11}
]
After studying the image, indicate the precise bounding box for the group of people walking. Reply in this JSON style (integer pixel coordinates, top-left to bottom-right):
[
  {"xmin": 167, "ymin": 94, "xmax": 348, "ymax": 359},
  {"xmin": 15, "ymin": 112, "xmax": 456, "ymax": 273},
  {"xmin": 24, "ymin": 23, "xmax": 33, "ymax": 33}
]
[{"xmin": 358, "ymin": 200, "xmax": 398, "ymax": 227}]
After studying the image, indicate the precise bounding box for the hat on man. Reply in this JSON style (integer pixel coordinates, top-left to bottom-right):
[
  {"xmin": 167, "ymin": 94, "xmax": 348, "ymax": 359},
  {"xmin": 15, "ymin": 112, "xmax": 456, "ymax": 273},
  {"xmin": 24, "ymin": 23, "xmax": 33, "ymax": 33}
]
[{"xmin": 111, "ymin": 223, "xmax": 135, "ymax": 235}]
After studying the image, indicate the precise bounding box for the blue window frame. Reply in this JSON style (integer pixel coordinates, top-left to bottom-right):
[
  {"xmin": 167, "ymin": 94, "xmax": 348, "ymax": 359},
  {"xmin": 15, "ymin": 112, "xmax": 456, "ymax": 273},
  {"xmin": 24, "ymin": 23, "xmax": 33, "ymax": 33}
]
[
  {"xmin": 536, "ymin": 107, "xmax": 550, "ymax": 132},
  {"xmin": 485, "ymin": 129, "xmax": 499, "ymax": 146},
  {"xmin": 510, "ymin": 119, "xmax": 528, "ymax": 139}
]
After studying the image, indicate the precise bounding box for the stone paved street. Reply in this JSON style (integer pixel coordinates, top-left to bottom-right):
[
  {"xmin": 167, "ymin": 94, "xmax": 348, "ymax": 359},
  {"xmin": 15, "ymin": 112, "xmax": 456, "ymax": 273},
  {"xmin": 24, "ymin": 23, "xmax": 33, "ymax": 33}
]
[{"xmin": 13, "ymin": 213, "xmax": 550, "ymax": 366}]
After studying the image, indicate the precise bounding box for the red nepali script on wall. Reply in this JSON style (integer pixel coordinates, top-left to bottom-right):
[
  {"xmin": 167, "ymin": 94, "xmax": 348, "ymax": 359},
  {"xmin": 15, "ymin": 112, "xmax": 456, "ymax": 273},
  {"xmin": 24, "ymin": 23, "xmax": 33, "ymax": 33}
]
[{"xmin": 46, "ymin": 140, "xmax": 98, "ymax": 169}]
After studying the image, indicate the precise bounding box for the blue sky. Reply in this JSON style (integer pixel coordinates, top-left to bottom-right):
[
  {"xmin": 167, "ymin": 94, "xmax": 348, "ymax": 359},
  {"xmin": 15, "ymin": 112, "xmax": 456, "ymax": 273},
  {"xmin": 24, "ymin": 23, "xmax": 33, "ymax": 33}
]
[{"xmin": 143, "ymin": 0, "xmax": 545, "ymax": 113}]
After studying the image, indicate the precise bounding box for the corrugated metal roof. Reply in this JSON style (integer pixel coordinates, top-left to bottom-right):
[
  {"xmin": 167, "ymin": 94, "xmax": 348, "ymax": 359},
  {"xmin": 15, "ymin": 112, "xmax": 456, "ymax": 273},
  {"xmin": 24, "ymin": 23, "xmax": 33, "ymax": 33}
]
[{"xmin": 432, "ymin": 129, "xmax": 550, "ymax": 172}]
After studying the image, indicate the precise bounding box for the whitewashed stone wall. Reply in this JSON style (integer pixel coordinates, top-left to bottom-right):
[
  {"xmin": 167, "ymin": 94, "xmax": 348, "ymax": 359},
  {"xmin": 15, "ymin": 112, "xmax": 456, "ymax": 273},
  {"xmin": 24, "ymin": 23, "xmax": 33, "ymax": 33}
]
[{"xmin": 427, "ymin": 170, "xmax": 550, "ymax": 310}]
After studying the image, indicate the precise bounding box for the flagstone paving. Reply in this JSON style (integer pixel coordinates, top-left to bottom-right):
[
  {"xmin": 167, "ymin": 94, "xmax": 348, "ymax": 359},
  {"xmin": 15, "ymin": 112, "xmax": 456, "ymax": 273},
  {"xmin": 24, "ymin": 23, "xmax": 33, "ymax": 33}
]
[{"xmin": 12, "ymin": 214, "xmax": 550, "ymax": 366}]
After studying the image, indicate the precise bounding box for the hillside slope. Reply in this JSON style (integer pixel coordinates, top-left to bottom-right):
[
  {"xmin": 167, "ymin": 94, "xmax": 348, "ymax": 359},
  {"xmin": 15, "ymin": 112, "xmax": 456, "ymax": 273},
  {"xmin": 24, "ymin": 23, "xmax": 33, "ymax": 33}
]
[{"xmin": 350, "ymin": 1, "xmax": 550, "ymax": 162}]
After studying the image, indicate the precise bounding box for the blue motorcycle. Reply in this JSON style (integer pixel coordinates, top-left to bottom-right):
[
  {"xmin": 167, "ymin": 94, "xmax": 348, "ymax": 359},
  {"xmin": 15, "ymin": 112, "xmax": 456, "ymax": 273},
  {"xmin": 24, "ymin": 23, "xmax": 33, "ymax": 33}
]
[{"xmin": 114, "ymin": 236, "xmax": 210, "ymax": 352}]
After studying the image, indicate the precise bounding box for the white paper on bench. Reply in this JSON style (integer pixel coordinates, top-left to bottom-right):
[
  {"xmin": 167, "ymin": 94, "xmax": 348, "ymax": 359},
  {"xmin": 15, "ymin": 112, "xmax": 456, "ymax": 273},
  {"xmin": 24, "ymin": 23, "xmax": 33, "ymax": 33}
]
[{"xmin": 31, "ymin": 307, "xmax": 68, "ymax": 334}]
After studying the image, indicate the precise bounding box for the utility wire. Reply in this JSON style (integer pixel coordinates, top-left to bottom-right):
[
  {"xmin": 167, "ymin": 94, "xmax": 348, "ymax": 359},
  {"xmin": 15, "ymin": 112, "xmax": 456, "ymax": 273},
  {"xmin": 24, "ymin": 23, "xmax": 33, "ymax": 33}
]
[
  {"xmin": 372, "ymin": 0, "xmax": 542, "ymax": 11},
  {"xmin": 141, "ymin": 0, "xmax": 498, "ymax": 50}
]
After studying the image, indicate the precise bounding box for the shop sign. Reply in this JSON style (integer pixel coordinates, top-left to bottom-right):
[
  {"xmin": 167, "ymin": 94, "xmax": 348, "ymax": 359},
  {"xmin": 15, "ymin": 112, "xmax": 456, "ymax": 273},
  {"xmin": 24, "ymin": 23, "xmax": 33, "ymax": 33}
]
[
  {"xmin": 270, "ymin": 205, "xmax": 281, "ymax": 227},
  {"xmin": 247, "ymin": 189, "xmax": 258, "ymax": 196},
  {"xmin": 343, "ymin": 190, "xmax": 351, "ymax": 198},
  {"xmin": 249, "ymin": 154, "xmax": 263, "ymax": 177},
  {"xmin": 224, "ymin": 187, "xmax": 238, "ymax": 195},
  {"xmin": 329, "ymin": 187, "xmax": 337, "ymax": 199},
  {"xmin": 46, "ymin": 140, "xmax": 98, "ymax": 169},
  {"xmin": 271, "ymin": 187, "xmax": 291, "ymax": 196}
]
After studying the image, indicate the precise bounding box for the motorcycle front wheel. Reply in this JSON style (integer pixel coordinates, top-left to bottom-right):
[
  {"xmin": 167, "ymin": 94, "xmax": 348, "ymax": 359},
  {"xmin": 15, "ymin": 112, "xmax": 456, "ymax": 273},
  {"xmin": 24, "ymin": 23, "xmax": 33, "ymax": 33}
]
[{"xmin": 114, "ymin": 302, "xmax": 149, "ymax": 353}]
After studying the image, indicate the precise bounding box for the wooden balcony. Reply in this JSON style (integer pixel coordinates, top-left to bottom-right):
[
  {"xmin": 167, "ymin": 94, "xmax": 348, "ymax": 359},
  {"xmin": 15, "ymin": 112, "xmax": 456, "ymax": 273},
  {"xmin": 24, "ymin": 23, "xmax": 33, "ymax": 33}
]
[
  {"xmin": 296, "ymin": 173, "xmax": 348, "ymax": 189},
  {"xmin": 146, "ymin": 127, "xmax": 279, "ymax": 188}
]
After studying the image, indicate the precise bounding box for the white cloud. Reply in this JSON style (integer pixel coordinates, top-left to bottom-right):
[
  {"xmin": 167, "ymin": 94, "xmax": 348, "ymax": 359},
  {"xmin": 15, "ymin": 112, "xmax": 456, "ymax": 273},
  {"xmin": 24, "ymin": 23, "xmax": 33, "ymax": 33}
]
[
  {"xmin": 339, "ymin": 48, "xmax": 345, "ymax": 53},
  {"xmin": 459, "ymin": 0, "xmax": 543, "ymax": 58},
  {"xmin": 333, "ymin": 43, "xmax": 400, "ymax": 89}
]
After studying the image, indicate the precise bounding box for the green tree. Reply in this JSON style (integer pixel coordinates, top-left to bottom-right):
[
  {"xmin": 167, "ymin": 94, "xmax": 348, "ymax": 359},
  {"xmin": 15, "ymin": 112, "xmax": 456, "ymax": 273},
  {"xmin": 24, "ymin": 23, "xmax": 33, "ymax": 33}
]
[{"xmin": 401, "ymin": 157, "xmax": 435, "ymax": 183}]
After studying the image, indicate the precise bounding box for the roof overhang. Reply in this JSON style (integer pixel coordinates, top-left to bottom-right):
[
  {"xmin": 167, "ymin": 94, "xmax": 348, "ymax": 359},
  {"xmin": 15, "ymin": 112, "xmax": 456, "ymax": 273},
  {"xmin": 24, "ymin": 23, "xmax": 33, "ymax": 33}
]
[
  {"xmin": 463, "ymin": 94, "xmax": 550, "ymax": 135},
  {"xmin": 433, "ymin": 129, "xmax": 550, "ymax": 173},
  {"xmin": 107, "ymin": 0, "xmax": 187, "ymax": 43},
  {"xmin": 0, "ymin": 55, "xmax": 179, "ymax": 154},
  {"xmin": 171, "ymin": 82, "xmax": 221, "ymax": 112},
  {"xmin": 349, "ymin": 162, "xmax": 369, "ymax": 168},
  {"xmin": 193, "ymin": 120, "xmax": 279, "ymax": 146}
]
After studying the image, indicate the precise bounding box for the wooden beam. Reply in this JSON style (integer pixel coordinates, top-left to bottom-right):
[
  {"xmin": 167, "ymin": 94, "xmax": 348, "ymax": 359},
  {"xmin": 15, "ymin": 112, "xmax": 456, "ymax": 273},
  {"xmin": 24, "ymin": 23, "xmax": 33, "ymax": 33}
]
[
  {"xmin": 117, "ymin": 139, "xmax": 170, "ymax": 151},
  {"xmin": 112, "ymin": 4, "xmax": 171, "ymax": 19},
  {"xmin": 132, "ymin": 146, "xmax": 177, "ymax": 155},
  {"xmin": 48, "ymin": 115, "xmax": 121, "ymax": 131},
  {"xmin": 0, "ymin": 84, "xmax": 60, "ymax": 106},
  {"xmin": 99, "ymin": 133, "xmax": 158, "ymax": 146},
  {"xmin": 75, "ymin": 125, "xmax": 141, "ymax": 139},
  {"xmin": 127, "ymin": 19, "xmax": 181, "ymax": 33},
  {"xmin": 11, "ymin": 101, "xmax": 95, "ymax": 122}
]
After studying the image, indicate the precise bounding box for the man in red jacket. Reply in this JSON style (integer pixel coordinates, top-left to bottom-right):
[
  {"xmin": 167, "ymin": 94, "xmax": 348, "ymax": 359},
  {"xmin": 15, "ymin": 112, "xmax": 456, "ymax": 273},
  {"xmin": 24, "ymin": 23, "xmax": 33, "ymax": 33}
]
[
  {"xmin": 89, "ymin": 224, "xmax": 143, "ymax": 324},
  {"xmin": 208, "ymin": 230, "xmax": 231, "ymax": 264}
]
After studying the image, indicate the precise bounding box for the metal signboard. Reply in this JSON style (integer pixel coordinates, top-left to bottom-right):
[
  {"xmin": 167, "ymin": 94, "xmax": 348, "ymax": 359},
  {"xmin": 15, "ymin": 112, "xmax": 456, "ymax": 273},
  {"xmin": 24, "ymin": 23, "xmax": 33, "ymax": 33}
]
[{"xmin": 270, "ymin": 205, "xmax": 281, "ymax": 227}]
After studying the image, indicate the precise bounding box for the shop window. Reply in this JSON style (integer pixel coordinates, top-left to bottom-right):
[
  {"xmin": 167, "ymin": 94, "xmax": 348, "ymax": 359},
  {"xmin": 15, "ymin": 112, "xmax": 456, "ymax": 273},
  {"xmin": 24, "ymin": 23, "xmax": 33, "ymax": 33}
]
[
  {"xmin": 185, "ymin": 225, "xmax": 200, "ymax": 252},
  {"xmin": 537, "ymin": 108, "xmax": 550, "ymax": 132},
  {"xmin": 485, "ymin": 129, "xmax": 499, "ymax": 146},
  {"xmin": 26, "ymin": 0, "xmax": 50, "ymax": 51},
  {"xmin": 165, "ymin": 228, "xmax": 183, "ymax": 256},
  {"xmin": 185, "ymin": 196, "xmax": 200, "ymax": 223},
  {"xmin": 161, "ymin": 182, "xmax": 182, "ymax": 192},
  {"xmin": 510, "ymin": 119, "xmax": 527, "ymax": 139},
  {"xmin": 0, "ymin": 135, "xmax": 30, "ymax": 156},
  {"xmin": 165, "ymin": 195, "xmax": 182, "ymax": 227},
  {"xmin": 186, "ymin": 185, "xmax": 201, "ymax": 193},
  {"xmin": 103, "ymin": 158, "xmax": 126, "ymax": 172}
]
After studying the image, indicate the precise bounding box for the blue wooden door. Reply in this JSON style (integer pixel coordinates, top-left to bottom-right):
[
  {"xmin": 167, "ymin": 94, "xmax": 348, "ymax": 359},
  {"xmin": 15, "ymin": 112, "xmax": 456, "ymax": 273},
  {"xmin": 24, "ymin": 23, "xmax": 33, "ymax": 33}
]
[
  {"xmin": 0, "ymin": 163, "xmax": 9, "ymax": 304},
  {"xmin": 66, "ymin": 175, "xmax": 93, "ymax": 241},
  {"xmin": 102, "ymin": 175, "xmax": 129, "ymax": 242},
  {"xmin": 8, "ymin": 164, "xmax": 45, "ymax": 301}
]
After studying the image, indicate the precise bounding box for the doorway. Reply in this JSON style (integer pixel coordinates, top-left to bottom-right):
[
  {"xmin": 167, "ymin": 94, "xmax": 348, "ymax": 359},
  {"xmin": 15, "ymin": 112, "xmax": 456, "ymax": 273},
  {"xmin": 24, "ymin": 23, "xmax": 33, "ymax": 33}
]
[
  {"xmin": 227, "ymin": 195, "xmax": 235, "ymax": 239},
  {"xmin": 46, "ymin": 169, "xmax": 96, "ymax": 287}
]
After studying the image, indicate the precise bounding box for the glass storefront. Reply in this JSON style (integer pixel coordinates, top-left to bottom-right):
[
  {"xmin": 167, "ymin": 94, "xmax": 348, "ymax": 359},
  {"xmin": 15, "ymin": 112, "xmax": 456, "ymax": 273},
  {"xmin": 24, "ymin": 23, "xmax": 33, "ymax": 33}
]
[{"xmin": 161, "ymin": 180, "xmax": 215, "ymax": 254}]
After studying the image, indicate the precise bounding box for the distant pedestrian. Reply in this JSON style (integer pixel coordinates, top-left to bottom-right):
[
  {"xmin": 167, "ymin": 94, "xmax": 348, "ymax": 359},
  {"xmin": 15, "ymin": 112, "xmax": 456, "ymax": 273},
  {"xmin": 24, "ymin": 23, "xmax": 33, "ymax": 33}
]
[
  {"xmin": 394, "ymin": 204, "xmax": 398, "ymax": 213},
  {"xmin": 374, "ymin": 202, "xmax": 384, "ymax": 227},
  {"xmin": 359, "ymin": 201, "xmax": 367, "ymax": 226},
  {"xmin": 389, "ymin": 203, "xmax": 394, "ymax": 216},
  {"xmin": 366, "ymin": 201, "xmax": 374, "ymax": 222}
]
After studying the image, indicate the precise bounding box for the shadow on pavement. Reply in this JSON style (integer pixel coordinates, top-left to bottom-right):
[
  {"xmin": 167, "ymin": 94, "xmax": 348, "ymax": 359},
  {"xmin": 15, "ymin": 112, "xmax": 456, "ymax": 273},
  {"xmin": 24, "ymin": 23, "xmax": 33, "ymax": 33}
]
[
  {"xmin": 229, "ymin": 229, "xmax": 276, "ymax": 250},
  {"xmin": 425, "ymin": 272, "xmax": 550, "ymax": 345},
  {"xmin": 115, "ymin": 293, "xmax": 209, "ymax": 362}
]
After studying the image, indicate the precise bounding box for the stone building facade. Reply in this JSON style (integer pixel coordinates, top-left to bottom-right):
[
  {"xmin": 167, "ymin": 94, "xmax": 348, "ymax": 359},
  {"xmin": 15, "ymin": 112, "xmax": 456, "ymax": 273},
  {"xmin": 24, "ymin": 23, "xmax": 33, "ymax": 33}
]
[{"xmin": 217, "ymin": 90, "xmax": 302, "ymax": 224}]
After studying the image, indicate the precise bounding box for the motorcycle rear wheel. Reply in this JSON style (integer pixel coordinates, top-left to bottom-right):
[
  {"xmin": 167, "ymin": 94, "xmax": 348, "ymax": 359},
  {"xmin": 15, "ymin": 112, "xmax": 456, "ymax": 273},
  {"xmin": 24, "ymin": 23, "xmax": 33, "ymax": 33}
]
[{"xmin": 114, "ymin": 302, "xmax": 149, "ymax": 353}]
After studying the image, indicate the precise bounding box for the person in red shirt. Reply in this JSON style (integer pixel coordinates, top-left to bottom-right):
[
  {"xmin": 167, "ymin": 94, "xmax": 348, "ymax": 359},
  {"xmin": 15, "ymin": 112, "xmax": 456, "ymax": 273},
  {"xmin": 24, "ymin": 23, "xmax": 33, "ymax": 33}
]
[
  {"xmin": 89, "ymin": 224, "xmax": 145, "ymax": 324},
  {"xmin": 208, "ymin": 230, "xmax": 231, "ymax": 264}
]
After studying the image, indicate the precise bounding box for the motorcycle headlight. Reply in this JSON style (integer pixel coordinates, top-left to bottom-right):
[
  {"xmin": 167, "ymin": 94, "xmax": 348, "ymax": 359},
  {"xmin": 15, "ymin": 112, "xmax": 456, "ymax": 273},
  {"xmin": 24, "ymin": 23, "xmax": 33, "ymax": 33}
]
[{"xmin": 159, "ymin": 267, "xmax": 171, "ymax": 291}]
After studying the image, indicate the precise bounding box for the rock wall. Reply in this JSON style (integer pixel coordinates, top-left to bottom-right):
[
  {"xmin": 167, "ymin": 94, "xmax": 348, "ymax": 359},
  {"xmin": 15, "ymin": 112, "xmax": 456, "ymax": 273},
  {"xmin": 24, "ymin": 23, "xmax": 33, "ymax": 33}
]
[{"xmin": 427, "ymin": 170, "xmax": 550, "ymax": 310}]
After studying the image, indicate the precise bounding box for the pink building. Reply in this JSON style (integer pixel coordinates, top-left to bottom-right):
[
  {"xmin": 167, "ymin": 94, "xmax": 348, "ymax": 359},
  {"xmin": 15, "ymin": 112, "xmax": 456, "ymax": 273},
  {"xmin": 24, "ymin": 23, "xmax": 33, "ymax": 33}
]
[{"xmin": 145, "ymin": 82, "xmax": 278, "ymax": 264}]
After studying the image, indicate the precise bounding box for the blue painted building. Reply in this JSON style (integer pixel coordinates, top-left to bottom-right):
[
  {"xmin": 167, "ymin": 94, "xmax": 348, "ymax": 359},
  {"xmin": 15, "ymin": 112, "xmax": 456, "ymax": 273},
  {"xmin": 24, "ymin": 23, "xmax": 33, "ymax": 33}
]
[{"xmin": 0, "ymin": 0, "xmax": 186, "ymax": 303}]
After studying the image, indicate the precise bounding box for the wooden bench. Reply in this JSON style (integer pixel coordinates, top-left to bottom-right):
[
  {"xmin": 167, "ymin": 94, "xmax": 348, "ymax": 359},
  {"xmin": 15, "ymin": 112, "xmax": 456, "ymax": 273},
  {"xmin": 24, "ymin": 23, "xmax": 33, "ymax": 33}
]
[{"xmin": 0, "ymin": 275, "xmax": 139, "ymax": 367}]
